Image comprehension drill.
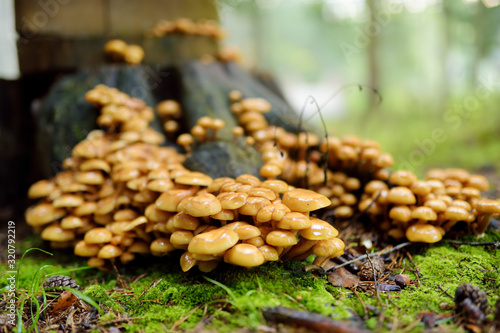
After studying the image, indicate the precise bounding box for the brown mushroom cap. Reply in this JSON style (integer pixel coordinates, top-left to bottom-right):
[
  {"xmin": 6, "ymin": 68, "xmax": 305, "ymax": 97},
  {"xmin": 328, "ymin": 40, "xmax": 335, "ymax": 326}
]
[
  {"xmin": 180, "ymin": 251, "xmax": 197, "ymax": 272},
  {"xmin": 389, "ymin": 206, "xmax": 412, "ymax": 223},
  {"xmin": 387, "ymin": 187, "xmax": 416, "ymax": 205},
  {"xmin": 266, "ymin": 230, "xmax": 298, "ymax": 247},
  {"xmin": 28, "ymin": 180, "xmax": 56, "ymax": 198},
  {"xmin": 150, "ymin": 238, "xmax": 176, "ymax": 256},
  {"xmin": 74, "ymin": 240, "xmax": 100, "ymax": 257},
  {"xmin": 476, "ymin": 199, "xmax": 500, "ymax": 214},
  {"xmin": 170, "ymin": 230, "xmax": 194, "ymax": 249},
  {"xmin": 84, "ymin": 228, "xmax": 113, "ymax": 244},
  {"xmin": 424, "ymin": 199, "xmax": 447, "ymax": 213},
  {"xmin": 235, "ymin": 174, "xmax": 261, "ymax": 187},
  {"xmin": 466, "ymin": 175, "xmax": 489, "ymax": 191},
  {"xmin": 53, "ymin": 194, "xmax": 84, "ymax": 208},
  {"xmin": 25, "ymin": 203, "xmax": 66, "ymax": 227},
  {"xmin": 239, "ymin": 197, "xmax": 272, "ymax": 216},
  {"xmin": 98, "ymin": 244, "xmax": 123, "ymax": 259},
  {"xmin": 75, "ymin": 171, "xmax": 105, "ymax": 185},
  {"xmin": 217, "ymin": 192, "xmax": 248, "ymax": 210},
  {"xmin": 172, "ymin": 212, "xmax": 200, "ymax": 230},
  {"xmin": 261, "ymin": 179, "xmax": 289, "ymax": 194},
  {"xmin": 41, "ymin": 224, "xmax": 75, "ymax": 242},
  {"xmin": 256, "ymin": 203, "xmax": 291, "ymax": 223},
  {"xmin": 277, "ymin": 212, "xmax": 311, "ymax": 230},
  {"xmin": 406, "ymin": 224, "xmax": 444, "ymax": 243},
  {"xmin": 444, "ymin": 206, "xmax": 470, "ymax": 222},
  {"xmin": 60, "ymin": 216, "xmax": 84, "ymax": 229},
  {"xmin": 389, "ymin": 170, "xmax": 417, "ymax": 187},
  {"xmin": 178, "ymin": 193, "xmax": 222, "ymax": 217},
  {"xmin": 411, "ymin": 206, "xmax": 437, "ymax": 222},
  {"xmin": 282, "ymin": 189, "xmax": 331, "ymax": 213},
  {"xmin": 259, "ymin": 245, "xmax": 279, "ymax": 261},
  {"xmin": 188, "ymin": 228, "xmax": 239, "ymax": 255},
  {"xmin": 156, "ymin": 188, "xmax": 198, "ymax": 212},
  {"xmin": 298, "ymin": 218, "xmax": 339, "ymax": 240},
  {"xmin": 224, "ymin": 244, "xmax": 265, "ymax": 268},
  {"xmin": 312, "ymin": 237, "xmax": 345, "ymax": 257},
  {"xmin": 249, "ymin": 187, "xmax": 277, "ymax": 201},
  {"xmin": 175, "ymin": 172, "xmax": 213, "ymax": 186}
]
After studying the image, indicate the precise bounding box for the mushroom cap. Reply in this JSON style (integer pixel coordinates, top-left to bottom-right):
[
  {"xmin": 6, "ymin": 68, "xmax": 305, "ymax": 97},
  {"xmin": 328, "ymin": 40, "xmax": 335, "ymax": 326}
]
[
  {"xmin": 298, "ymin": 218, "xmax": 339, "ymax": 240},
  {"xmin": 256, "ymin": 203, "xmax": 291, "ymax": 223},
  {"xmin": 60, "ymin": 216, "xmax": 84, "ymax": 229},
  {"xmin": 277, "ymin": 212, "xmax": 311, "ymax": 230},
  {"xmin": 188, "ymin": 228, "xmax": 239, "ymax": 255},
  {"xmin": 25, "ymin": 203, "xmax": 66, "ymax": 227},
  {"xmin": 172, "ymin": 212, "xmax": 200, "ymax": 230},
  {"xmin": 224, "ymin": 244, "xmax": 265, "ymax": 268},
  {"xmin": 150, "ymin": 238, "xmax": 176, "ymax": 256},
  {"xmin": 84, "ymin": 228, "xmax": 113, "ymax": 244},
  {"xmin": 258, "ymin": 245, "xmax": 279, "ymax": 261},
  {"xmin": 261, "ymin": 179, "xmax": 289, "ymax": 194},
  {"xmin": 364, "ymin": 180, "xmax": 388, "ymax": 194},
  {"xmin": 387, "ymin": 187, "xmax": 416, "ymax": 205},
  {"xmin": 156, "ymin": 188, "xmax": 197, "ymax": 212},
  {"xmin": 389, "ymin": 206, "xmax": 412, "ymax": 223},
  {"xmin": 248, "ymin": 187, "xmax": 277, "ymax": 201},
  {"xmin": 175, "ymin": 172, "xmax": 213, "ymax": 186},
  {"xmin": 282, "ymin": 189, "xmax": 331, "ymax": 213},
  {"xmin": 424, "ymin": 199, "xmax": 447, "ymax": 213},
  {"xmin": 74, "ymin": 240, "xmax": 100, "ymax": 257},
  {"xmin": 240, "ymin": 98, "xmax": 272, "ymax": 113},
  {"xmin": 41, "ymin": 224, "xmax": 75, "ymax": 242},
  {"xmin": 235, "ymin": 174, "xmax": 261, "ymax": 187},
  {"xmin": 147, "ymin": 179, "xmax": 175, "ymax": 192},
  {"xmin": 178, "ymin": 193, "xmax": 222, "ymax": 217},
  {"xmin": 74, "ymin": 202, "xmax": 97, "ymax": 216},
  {"xmin": 75, "ymin": 171, "xmax": 105, "ymax": 185},
  {"xmin": 476, "ymin": 199, "xmax": 500, "ymax": 214},
  {"xmin": 98, "ymin": 244, "xmax": 123, "ymax": 259},
  {"xmin": 80, "ymin": 159, "xmax": 111, "ymax": 173},
  {"xmin": 389, "ymin": 170, "xmax": 417, "ymax": 187},
  {"xmin": 312, "ymin": 237, "xmax": 345, "ymax": 257},
  {"xmin": 410, "ymin": 180, "xmax": 431, "ymax": 196},
  {"xmin": 221, "ymin": 222, "xmax": 261, "ymax": 240},
  {"xmin": 266, "ymin": 230, "xmax": 298, "ymax": 247},
  {"xmin": 180, "ymin": 251, "xmax": 197, "ymax": 272},
  {"xmin": 170, "ymin": 230, "xmax": 194, "ymax": 248},
  {"xmin": 411, "ymin": 206, "xmax": 437, "ymax": 221},
  {"xmin": 53, "ymin": 194, "xmax": 84, "ymax": 208},
  {"xmin": 145, "ymin": 204, "xmax": 171, "ymax": 222},
  {"xmin": 218, "ymin": 192, "xmax": 248, "ymax": 210},
  {"xmin": 128, "ymin": 241, "xmax": 151, "ymax": 254},
  {"xmin": 239, "ymin": 197, "xmax": 272, "ymax": 216},
  {"xmin": 406, "ymin": 224, "xmax": 444, "ymax": 243},
  {"xmin": 28, "ymin": 180, "xmax": 56, "ymax": 198},
  {"xmin": 207, "ymin": 177, "xmax": 235, "ymax": 192},
  {"xmin": 444, "ymin": 206, "xmax": 470, "ymax": 221},
  {"xmin": 211, "ymin": 209, "xmax": 235, "ymax": 220},
  {"xmin": 466, "ymin": 175, "xmax": 489, "ymax": 191}
]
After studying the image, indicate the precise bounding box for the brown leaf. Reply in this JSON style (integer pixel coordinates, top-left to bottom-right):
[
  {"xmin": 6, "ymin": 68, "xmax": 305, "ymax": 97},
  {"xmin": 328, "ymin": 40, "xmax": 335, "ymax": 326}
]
[
  {"xmin": 48, "ymin": 290, "xmax": 77, "ymax": 314},
  {"xmin": 327, "ymin": 267, "xmax": 360, "ymax": 288}
]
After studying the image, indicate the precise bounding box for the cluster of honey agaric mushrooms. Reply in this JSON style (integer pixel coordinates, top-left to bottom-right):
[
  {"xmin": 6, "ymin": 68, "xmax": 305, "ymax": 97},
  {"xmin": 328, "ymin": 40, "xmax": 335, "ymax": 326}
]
[
  {"xmin": 25, "ymin": 85, "xmax": 500, "ymax": 271},
  {"xmin": 146, "ymin": 18, "xmax": 225, "ymax": 39},
  {"xmin": 103, "ymin": 40, "xmax": 145, "ymax": 65}
]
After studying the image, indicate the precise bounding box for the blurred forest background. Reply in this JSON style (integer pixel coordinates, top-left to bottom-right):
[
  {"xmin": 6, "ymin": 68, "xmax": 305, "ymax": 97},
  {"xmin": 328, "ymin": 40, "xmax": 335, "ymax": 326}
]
[{"xmin": 218, "ymin": 0, "xmax": 500, "ymax": 177}]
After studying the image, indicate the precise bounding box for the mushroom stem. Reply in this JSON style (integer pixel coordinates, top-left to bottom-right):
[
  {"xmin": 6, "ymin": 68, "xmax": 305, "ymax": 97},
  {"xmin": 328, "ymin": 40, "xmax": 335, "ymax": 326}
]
[{"xmin": 473, "ymin": 214, "xmax": 492, "ymax": 235}]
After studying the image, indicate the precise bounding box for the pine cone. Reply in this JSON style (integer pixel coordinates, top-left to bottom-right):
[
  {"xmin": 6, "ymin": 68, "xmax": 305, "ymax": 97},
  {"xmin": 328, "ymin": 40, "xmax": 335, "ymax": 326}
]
[
  {"xmin": 358, "ymin": 257, "xmax": 385, "ymax": 281},
  {"xmin": 454, "ymin": 284, "xmax": 488, "ymax": 325},
  {"xmin": 43, "ymin": 275, "xmax": 80, "ymax": 290}
]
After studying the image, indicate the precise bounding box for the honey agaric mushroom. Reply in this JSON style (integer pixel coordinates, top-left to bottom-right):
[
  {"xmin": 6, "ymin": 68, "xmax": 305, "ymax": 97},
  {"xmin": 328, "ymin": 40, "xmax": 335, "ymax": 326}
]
[
  {"xmin": 175, "ymin": 172, "xmax": 213, "ymax": 186},
  {"xmin": 188, "ymin": 229, "xmax": 238, "ymax": 255},
  {"xmin": 98, "ymin": 244, "xmax": 123, "ymax": 259},
  {"xmin": 443, "ymin": 206, "xmax": 470, "ymax": 231},
  {"xmin": 406, "ymin": 224, "xmax": 444, "ymax": 243},
  {"xmin": 28, "ymin": 180, "xmax": 56, "ymax": 198},
  {"xmin": 41, "ymin": 224, "xmax": 75, "ymax": 242},
  {"xmin": 266, "ymin": 230, "xmax": 298, "ymax": 247},
  {"xmin": 172, "ymin": 212, "xmax": 200, "ymax": 230},
  {"xmin": 277, "ymin": 212, "xmax": 311, "ymax": 230},
  {"xmin": 60, "ymin": 216, "xmax": 84, "ymax": 229},
  {"xmin": 298, "ymin": 218, "xmax": 339, "ymax": 240},
  {"xmin": 312, "ymin": 237, "xmax": 345, "ymax": 267},
  {"xmin": 124, "ymin": 45, "xmax": 145, "ymax": 65},
  {"xmin": 74, "ymin": 240, "xmax": 100, "ymax": 257},
  {"xmin": 156, "ymin": 187, "xmax": 198, "ymax": 212},
  {"xmin": 25, "ymin": 203, "xmax": 66, "ymax": 227},
  {"xmin": 259, "ymin": 245, "xmax": 279, "ymax": 261},
  {"xmin": 178, "ymin": 193, "xmax": 221, "ymax": 217},
  {"xmin": 224, "ymin": 244, "xmax": 265, "ymax": 268},
  {"xmin": 180, "ymin": 252, "xmax": 197, "ymax": 272},
  {"xmin": 411, "ymin": 206, "xmax": 437, "ymax": 224},
  {"xmin": 387, "ymin": 187, "xmax": 416, "ymax": 205},
  {"xmin": 84, "ymin": 228, "xmax": 113, "ymax": 244},
  {"xmin": 150, "ymin": 238, "xmax": 176, "ymax": 256},
  {"xmin": 389, "ymin": 206, "xmax": 412, "ymax": 223},
  {"xmin": 170, "ymin": 231, "xmax": 194, "ymax": 249},
  {"xmin": 474, "ymin": 199, "xmax": 500, "ymax": 235},
  {"xmin": 282, "ymin": 189, "xmax": 331, "ymax": 216},
  {"xmin": 239, "ymin": 197, "xmax": 272, "ymax": 216},
  {"xmin": 256, "ymin": 203, "xmax": 291, "ymax": 223}
]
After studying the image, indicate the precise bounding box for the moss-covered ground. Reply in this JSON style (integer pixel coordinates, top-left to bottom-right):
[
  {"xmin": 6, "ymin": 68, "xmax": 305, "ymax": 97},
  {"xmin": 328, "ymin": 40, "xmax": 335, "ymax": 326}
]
[{"xmin": 1, "ymin": 230, "xmax": 499, "ymax": 332}]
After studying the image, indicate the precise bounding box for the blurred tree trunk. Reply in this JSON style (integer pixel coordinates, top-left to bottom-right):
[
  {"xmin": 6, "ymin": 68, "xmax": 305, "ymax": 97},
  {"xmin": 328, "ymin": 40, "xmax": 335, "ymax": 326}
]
[
  {"xmin": 470, "ymin": 2, "xmax": 486, "ymax": 88},
  {"xmin": 366, "ymin": 0, "xmax": 379, "ymax": 110},
  {"xmin": 439, "ymin": 0, "xmax": 451, "ymax": 115}
]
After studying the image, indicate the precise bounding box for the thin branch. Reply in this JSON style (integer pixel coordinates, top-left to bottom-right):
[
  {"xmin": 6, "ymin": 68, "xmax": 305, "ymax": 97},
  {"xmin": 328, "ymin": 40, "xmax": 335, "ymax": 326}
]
[
  {"xmin": 447, "ymin": 240, "xmax": 500, "ymax": 247},
  {"xmin": 327, "ymin": 242, "xmax": 412, "ymax": 273}
]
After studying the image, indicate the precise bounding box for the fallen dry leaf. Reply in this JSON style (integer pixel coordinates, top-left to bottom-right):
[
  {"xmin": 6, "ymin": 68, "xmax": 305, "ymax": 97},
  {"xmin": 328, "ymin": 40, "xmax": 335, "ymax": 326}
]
[
  {"xmin": 327, "ymin": 267, "xmax": 360, "ymax": 288},
  {"xmin": 48, "ymin": 290, "xmax": 77, "ymax": 314}
]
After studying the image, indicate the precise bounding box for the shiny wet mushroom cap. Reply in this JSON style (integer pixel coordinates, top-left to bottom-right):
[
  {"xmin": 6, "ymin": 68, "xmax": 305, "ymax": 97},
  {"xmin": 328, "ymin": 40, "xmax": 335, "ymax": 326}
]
[
  {"xmin": 188, "ymin": 228, "xmax": 238, "ymax": 255},
  {"xmin": 224, "ymin": 244, "xmax": 265, "ymax": 268},
  {"xmin": 405, "ymin": 224, "xmax": 444, "ymax": 243},
  {"xmin": 282, "ymin": 189, "xmax": 331, "ymax": 214}
]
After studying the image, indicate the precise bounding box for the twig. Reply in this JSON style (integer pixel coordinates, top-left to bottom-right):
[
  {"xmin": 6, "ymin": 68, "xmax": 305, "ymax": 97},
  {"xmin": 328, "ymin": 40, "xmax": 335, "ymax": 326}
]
[
  {"xmin": 100, "ymin": 316, "xmax": 143, "ymax": 325},
  {"xmin": 171, "ymin": 304, "xmax": 203, "ymax": 331},
  {"xmin": 447, "ymin": 240, "xmax": 500, "ymax": 247},
  {"xmin": 353, "ymin": 289, "xmax": 368, "ymax": 320},
  {"xmin": 390, "ymin": 306, "xmax": 399, "ymax": 333},
  {"xmin": 327, "ymin": 242, "xmax": 412, "ymax": 273},
  {"xmin": 387, "ymin": 291, "xmax": 400, "ymax": 309},
  {"xmin": 404, "ymin": 250, "xmax": 421, "ymax": 287},
  {"xmin": 134, "ymin": 278, "xmax": 162, "ymax": 300},
  {"xmin": 438, "ymin": 284, "xmax": 453, "ymax": 299},
  {"xmin": 365, "ymin": 255, "xmax": 382, "ymax": 308}
]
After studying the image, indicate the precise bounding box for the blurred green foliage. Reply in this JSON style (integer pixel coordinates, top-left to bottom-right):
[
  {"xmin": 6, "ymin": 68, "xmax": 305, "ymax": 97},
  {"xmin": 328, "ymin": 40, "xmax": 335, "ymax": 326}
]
[{"xmin": 220, "ymin": 0, "xmax": 500, "ymax": 175}]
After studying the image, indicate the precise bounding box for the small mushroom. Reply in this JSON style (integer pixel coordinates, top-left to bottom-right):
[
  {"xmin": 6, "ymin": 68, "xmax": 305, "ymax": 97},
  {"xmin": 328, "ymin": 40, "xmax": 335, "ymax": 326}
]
[
  {"xmin": 282, "ymin": 189, "xmax": 331, "ymax": 216},
  {"xmin": 41, "ymin": 224, "xmax": 75, "ymax": 242},
  {"xmin": 224, "ymin": 244, "xmax": 265, "ymax": 268},
  {"xmin": 474, "ymin": 199, "xmax": 500, "ymax": 235},
  {"xmin": 188, "ymin": 228, "xmax": 238, "ymax": 255},
  {"xmin": 406, "ymin": 224, "xmax": 444, "ymax": 243}
]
